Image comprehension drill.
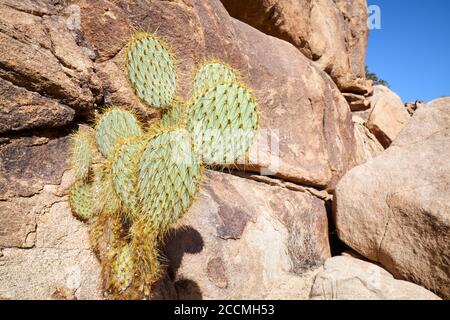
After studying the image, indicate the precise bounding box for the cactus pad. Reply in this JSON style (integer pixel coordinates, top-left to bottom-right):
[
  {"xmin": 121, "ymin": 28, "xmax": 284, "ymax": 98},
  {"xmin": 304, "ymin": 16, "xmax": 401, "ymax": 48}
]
[
  {"xmin": 187, "ymin": 82, "xmax": 258, "ymax": 165},
  {"xmin": 69, "ymin": 181, "xmax": 95, "ymax": 221},
  {"xmin": 137, "ymin": 129, "xmax": 201, "ymax": 231},
  {"xmin": 127, "ymin": 33, "xmax": 176, "ymax": 109},
  {"xmin": 194, "ymin": 62, "xmax": 238, "ymax": 97},
  {"xmin": 129, "ymin": 220, "xmax": 161, "ymax": 295},
  {"xmin": 70, "ymin": 131, "xmax": 93, "ymax": 181},
  {"xmin": 92, "ymin": 164, "xmax": 121, "ymax": 216},
  {"xmin": 95, "ymin": 108, "xmax": 143, "ymax": 158},
  {"xmin": 110, "ymin": 138, "xmax": 144, "ymax": 219},
  {"xmin": 111, "ymin": 243, "xmax": 134, "ymax": 292}
]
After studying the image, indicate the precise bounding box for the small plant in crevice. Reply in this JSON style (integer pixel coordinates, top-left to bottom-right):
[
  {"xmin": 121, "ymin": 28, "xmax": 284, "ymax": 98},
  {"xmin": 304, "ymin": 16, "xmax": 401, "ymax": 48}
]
[{"xmin": 68, "ymin": 32, "xmax": 259, "ymax": 298}]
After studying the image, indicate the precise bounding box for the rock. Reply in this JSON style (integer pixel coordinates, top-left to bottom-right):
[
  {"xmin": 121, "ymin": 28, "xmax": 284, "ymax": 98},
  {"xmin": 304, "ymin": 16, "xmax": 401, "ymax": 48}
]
[
  {"xmin": 0, "ymin": 125, "xmax": 100, "ymax": 299},
  {"xmin": 162, "ymin": 171, "xmax": 330, "ymax": 299},
  {"xmin": 220, "ymin": 0, "xmax": 371, "ymax": 94},
  {"xmin": 0, "ymin": 78, "xmax": 75, "ymax": 133},
  {"xmin": 367, "ymin": 85, "xmax": 411, "ymax": 148},
  {"xmin": 0, "ymin": 132, "xmax": 70, "ymax": 199},
  {"xmin": 352, "ymin": 115, "xmax": 384, "ymax": 165},
  {"xmin": 343, "ymin": 93, "xmax": 371, "ymax": 112},
  {"xmin": 232, "ymin": 19, "xmax": 356, "ymax": 190},
  {"xmin": 0, "ymin": 190, "xmax": 102, "ymax": 300},
  {"xmin": 426, "ymin": 97, "xmax": 450, "ymax": 108},
  {"xmin": 0, "ymin": 197, "xmax": 38, "ymax": 249},
  {"xmin": 1, "ymin": 0, "xmax": 357, "ymax": 187},
  {"xmin": 334, "ymin": 104, "xmax": 450, "ymax": 299},
  {"xmin": 0, "ymin": 0, "xmax": 102, "ymax": 133},
  {"xmin": 310, "ymin": 256, "xmax": 441, "ymax": 300},
  {"xmin": 74, "ymin": 0, "xmax": 132, "ymax": 62}
]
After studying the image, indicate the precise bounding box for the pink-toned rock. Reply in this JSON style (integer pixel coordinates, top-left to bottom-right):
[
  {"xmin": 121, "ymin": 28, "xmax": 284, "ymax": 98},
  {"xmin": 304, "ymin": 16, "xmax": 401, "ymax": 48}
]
[
  {"xmin": 0, "ymin": 196, "xmax": 102, "ymax": 300},
  {"xmin": 343, "ymin": 93, "xmax": 371, "ymax": 112},
  {"xmin": 311, "ymin": 256, "xmax": 441, "ymax": 300},
  {"xmin": 220, "ymin": 0, "xmax": 371, "ymax": 94},
  {"xmin": 161, "ymin": 171, "xmax": 330, "ymax": 299},
  {"xmin": 426, "ymin": 96, "xmax": 450, "ymax": 108},
  {"xmin": 367, "ymin": 86, "xmax": 411, "ymax": 148},
  {"xmin": 334, "ymin": 104, "xmax": 450, "ymax": 299},
  {"xmin": 0, "ymin": 0, "xmax": 361, "ymax": 300},
  {"xmin": 352, "ymin": 115, "xmax": 384, "ymax": 165},
  {"xmin": 0, "ymin": 0, "xmax": 102, "ymax": 133}
]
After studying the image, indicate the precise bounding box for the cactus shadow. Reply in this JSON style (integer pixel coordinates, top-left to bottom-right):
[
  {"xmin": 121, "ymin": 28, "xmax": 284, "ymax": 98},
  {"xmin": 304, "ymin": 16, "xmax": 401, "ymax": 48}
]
[{"xmin": 160, "ymin": 226, "xmax": 204, "ymax": 300}]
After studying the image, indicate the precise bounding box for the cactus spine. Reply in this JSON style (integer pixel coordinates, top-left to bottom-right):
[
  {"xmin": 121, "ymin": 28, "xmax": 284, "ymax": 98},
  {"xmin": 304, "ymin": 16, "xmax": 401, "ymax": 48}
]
[{"xmin": 68, "ymin": 33, "xmax": 259, "ymax": 299}]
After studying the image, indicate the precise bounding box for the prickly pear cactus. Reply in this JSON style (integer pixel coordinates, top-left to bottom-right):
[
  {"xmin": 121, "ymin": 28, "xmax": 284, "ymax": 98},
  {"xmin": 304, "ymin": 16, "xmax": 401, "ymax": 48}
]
[
  {"xmin": 127, "ymin": 33, "xmax": 177, "ymax": 109},
  {"xmin": 193, "ymin": 61, "xmax": 238, "ymax": 97},
  {"xmin": 95, "ymin": 108, "xmax": 143, "ymax": 158},
  {"xmin": 187, "ymin": 82, "xmax": 258, "ymax": 165},
  {"xmin": 68, "ymin": 32, "xmax": 259, "ymax": 299},
  {"xmin": 69, "ymin": 181, "xmax": 95, "ymax": 221}
]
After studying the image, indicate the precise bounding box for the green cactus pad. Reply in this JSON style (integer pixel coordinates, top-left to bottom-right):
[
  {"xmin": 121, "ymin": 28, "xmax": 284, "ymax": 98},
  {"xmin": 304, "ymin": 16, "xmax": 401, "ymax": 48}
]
[
  {"xmin": 194, "ymin": 61, "xmax": 238, "ymax": 97},
  {"xmin": 92, "ymin": 164, "xmax": 121, "ymax": 216},
  {"xmin": 111, "ymin": 243, "xmax": 134, "ymax": 292},
  {"xmin": 187, "ymin": 82, "xmax": 258, "ymax": 165},
  {"xmin": 137, "ymin": 129, "xmax": 201, "ymax": 231},
  {"xmin": 110, "ymin": 138, "xmax": 144, "ymax": 219},
  {"xmin": 127, "ymin": 33, "xmax": 177, "ymax": 109},
  {"xmin": 160, "ymin": 99, "xmax": 187, "ymax": 128},
  {"xmin": 129, "ymin": 220, "xmax": 161, "ymax": 296},
  {"xmin": 69, "ymin": 181, "xmax": 95, "ymax": 221},
  {"xmin": 70, "ymin": 131, "xmax": 93, "ymax": 181},
  {"xmin": 95, "ymin": 108, "xmax": 143, "ymax": 158}
]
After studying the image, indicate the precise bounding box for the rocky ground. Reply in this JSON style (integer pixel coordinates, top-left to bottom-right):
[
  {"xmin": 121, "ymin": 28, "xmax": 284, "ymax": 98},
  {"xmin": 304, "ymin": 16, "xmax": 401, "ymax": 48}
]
[{"xmin": 0, "ymin": 0, "xmax": 448, "ymax": 300}]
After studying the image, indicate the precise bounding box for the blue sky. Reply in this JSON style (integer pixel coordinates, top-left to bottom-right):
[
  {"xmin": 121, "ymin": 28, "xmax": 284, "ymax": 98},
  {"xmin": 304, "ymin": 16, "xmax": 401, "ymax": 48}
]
[{"xmin": 367, "ymin": 0, "xmax": 450, "ymax": 102}]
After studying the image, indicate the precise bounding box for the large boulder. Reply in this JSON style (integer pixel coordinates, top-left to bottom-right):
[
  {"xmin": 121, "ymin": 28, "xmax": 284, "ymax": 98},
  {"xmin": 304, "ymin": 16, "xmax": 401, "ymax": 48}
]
[
  {"xmin": 220, "ymin": 0, "xmax": 371, "ymax": 94},
  {"xmin": 310, "ymin": 255, "xmax": 441, "ymax": 300},
  {"xmin": 161, "ymin": 171, "xmax": 330, "ymax": 300},
  {"xmin": 367, "ymin": 85, "xmax": 411, "ymax": 148},
  {"xmin": 334, "ymin": 103, "xmax": 450, "ymax": 299}
]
